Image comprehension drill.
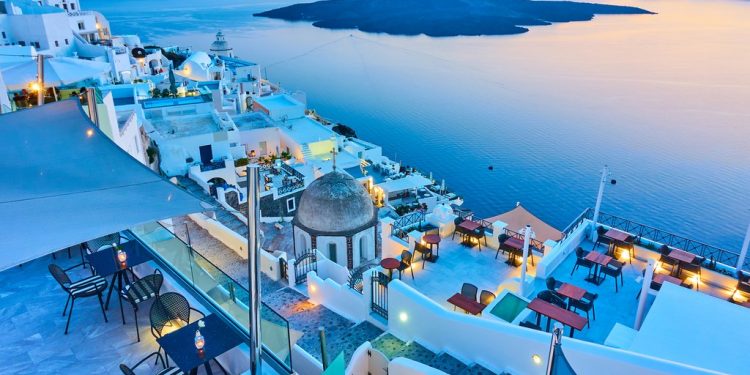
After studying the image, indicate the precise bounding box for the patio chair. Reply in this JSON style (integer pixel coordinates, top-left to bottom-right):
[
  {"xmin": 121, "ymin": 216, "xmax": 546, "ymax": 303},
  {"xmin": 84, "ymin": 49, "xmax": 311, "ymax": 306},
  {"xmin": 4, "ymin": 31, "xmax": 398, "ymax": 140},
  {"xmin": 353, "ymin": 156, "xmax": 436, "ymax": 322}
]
[
  {"xmin": 545, "ymin": 277, "xmax": 562, "ymax": 291},
  {"xmin": 480, "ymin": 290, "xmax": 496, "ymax": 306},
  {"xmin": 452, "ymin": 217, "xmax": 468, "ymax": 240},
  {"xmin": 599, "ymin": 259, "xmax": 624, "ymax": 292},
  {"xmin": 569, "ymin": 292, "xmax": 597, "ymax": 327},
  {"xmin": 414, "ymin": 242, "xmax": 432, "ymax": 269},
  {"xmin": 495, "ymin": 233, "xmax": 510, "ymax": 259},
  {"xmin": 570, "ymin": 247, "xmax": 594, "ymax": 276},
  {"xmin": 150, "ymin": 292, "xmax": 206, "ymax": 367},
  {"xmin": 537, "ymin": 290, "xmax": 567, "ymax": 309},
  {"xmin": 119, "ymin": 351, "xmax": 182, "ymax": 375},
  {"xmin": 85, "ymin": 232, "xmax": 122, "ymax": 274},
  {"xmin": 657, "ymin": 245, "xmax": 679, "ymax": 275},
  {"xmin": 397, "ymin": 250, "xmax": 414, "ymax": 280},
  {"xmin": 121, "ymin": 269, "xmax": 164, "ymax": 342},
  {"xmin": 594, "ymin": 226, "xmax": 612, "ymax": 252},
  {"xmin": 735, "ymin": 270, "xmax": 750, "ymax": 298},
  {"xmin": 48, "ymin": 264, "xmax": 108, "ymax": 334},
  {"xmin": 461, "ymin": 283, "xmax": 479, "ymax": 302},
  {"xmin": 679, "ymin": 262, "xmax": 702, "ymax": 290}
]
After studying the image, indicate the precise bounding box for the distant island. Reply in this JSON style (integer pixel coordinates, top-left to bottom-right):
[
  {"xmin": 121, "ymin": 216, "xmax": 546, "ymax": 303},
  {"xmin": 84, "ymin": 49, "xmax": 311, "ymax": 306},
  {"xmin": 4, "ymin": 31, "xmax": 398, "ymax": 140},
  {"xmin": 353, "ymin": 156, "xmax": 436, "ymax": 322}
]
[{"xmin": 254, "ymin": 0, "xmax": 653, "ymax": 37}]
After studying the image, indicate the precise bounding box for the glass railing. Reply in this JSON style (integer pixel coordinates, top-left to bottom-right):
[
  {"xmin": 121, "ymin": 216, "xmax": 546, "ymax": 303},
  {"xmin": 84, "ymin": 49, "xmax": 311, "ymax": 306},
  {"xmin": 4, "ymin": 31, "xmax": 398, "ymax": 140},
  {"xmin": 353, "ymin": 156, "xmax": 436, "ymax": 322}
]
[{"xmin": 129, "ymin": 221, "xmax": 292, "ymax": 370}]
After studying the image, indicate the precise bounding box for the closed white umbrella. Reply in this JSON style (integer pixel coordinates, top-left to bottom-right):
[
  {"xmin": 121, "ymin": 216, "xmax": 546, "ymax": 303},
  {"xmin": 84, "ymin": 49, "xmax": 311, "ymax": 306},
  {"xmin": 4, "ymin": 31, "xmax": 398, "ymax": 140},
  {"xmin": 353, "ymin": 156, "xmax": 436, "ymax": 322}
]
[{"xmin": 0, "ymin": 55, "xmax": 110, "ymax": 90}]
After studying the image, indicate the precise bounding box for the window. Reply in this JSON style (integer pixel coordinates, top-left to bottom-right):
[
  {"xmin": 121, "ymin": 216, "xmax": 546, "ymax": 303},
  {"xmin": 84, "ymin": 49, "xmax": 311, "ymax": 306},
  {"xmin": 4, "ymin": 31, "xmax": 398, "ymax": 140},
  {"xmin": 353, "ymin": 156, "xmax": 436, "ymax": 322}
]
[
  {"xmin": 286, "ymin": 197, "xmax": 296, "ymax": 212},
  {"xmin": 78, "ymin": 22, "xmax": 85, "ymax": 30},
  {"xmin": 359, "ymin": 236, "xmax": 367, "ymax": 261},
  {"xmin": 1, "ymin": 32, "xmax": 5, "ymax": 39},
  {"xmin": 71, "ymin": 3, "xmax": 76, "ymax": 10},
  {"xmin": 55, "ymin": 40, "xmax": 59, "ymax": 47},
  {"xmin": 64, "ymin": 39, "xmax": 69, "ymax": 45},
  {"xmin": 328, "ymin": 243, "xmax": 337, "ymax": 263},
  {"xmin": 19, "ymin": 41, "xmax": 25, "ymax": 47},
  {"xmin": 34, "ymin": 42, "xmax": 40, "ymax": 49}
]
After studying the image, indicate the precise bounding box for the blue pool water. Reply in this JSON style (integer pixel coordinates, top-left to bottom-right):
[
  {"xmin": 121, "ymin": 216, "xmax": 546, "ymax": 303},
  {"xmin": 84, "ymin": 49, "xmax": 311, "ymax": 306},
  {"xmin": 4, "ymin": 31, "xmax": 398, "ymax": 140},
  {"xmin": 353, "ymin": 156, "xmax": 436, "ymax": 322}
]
[{"xmin": 83, "ymin": 0, "xmax": 750, "ymax": 249}]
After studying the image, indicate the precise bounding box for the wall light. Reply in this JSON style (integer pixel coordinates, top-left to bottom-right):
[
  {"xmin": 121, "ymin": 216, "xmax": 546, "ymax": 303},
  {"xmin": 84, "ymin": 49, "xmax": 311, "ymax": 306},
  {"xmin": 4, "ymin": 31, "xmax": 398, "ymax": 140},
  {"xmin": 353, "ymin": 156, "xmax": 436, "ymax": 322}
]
[
  {"xmin": 532, "ymin": 354, "xmax": 542, "ymax": 365},
  {"xmin": 399, "ymin": 312, "xmax": 408, "ymax": 323},
  {"xmin": 86, "ymin": 128, "xmax": 94, "ymax": 137},
  {"xmin": 309, "ymin": 284, "xmax": 317, "ymax": 293}
]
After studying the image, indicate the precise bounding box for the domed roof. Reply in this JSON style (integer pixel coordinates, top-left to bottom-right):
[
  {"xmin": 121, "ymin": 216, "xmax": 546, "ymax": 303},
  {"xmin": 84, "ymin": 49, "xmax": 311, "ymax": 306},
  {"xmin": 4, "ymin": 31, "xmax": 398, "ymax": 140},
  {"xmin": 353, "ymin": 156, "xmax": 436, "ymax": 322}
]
[{"xmin": 294, "ymin": 171, "xmax": 376, "ymax": 234}]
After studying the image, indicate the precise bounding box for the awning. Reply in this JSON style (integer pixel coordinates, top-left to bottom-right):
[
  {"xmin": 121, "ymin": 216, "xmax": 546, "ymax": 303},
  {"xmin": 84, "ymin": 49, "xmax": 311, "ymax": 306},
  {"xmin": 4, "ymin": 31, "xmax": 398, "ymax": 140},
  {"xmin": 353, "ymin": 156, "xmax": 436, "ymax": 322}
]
[
  {"xmin": 0, "ymin": 100, "xmax": 209, "ymax": 271},
  {"xmin": 486, "ymin": 204, "xmax": 562, "ymax": 243},
  {"xmin": 0, "ymin": 56, "xmax": 111, "ymax": 90}
]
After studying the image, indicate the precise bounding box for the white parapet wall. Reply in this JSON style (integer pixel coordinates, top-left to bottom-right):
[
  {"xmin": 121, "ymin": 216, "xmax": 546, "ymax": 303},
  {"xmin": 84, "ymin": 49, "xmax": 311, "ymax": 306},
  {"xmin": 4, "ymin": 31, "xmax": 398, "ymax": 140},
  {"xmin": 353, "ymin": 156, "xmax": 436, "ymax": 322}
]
[
  {"xmin": 292, "ymin": 344, "xmax": 324, "ymax": 375},
  {"xmin": 186, "ymin": 213, "xmax": 286, "ymax": 281},
  {"xmin": 389, "ymin": 358, "xmax": 449, "ymax": 375},
  {"xmin": 386, "ymin": 280, "xmax": 719, "ymax": 375}
]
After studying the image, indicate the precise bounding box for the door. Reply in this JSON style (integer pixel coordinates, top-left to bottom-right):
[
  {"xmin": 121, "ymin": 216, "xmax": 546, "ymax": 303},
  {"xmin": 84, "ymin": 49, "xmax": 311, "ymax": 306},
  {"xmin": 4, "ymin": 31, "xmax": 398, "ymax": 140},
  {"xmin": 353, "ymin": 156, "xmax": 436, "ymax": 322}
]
[
  {"xmin": 368, "ymin": 348, "xmax": 389, "ymax": 375},
  {"xmin": 259, "ymin": 141, "xmax": 268, "ymax": 156},
  {"xmin": 199, "ymin": 145, "xmax": 213, "ymax": 164}
]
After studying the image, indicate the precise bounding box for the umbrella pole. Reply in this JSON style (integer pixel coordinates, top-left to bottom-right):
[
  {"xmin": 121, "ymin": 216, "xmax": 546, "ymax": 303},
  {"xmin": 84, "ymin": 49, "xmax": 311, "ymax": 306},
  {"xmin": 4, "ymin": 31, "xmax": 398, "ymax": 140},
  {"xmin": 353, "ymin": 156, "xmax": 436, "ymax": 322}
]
[{"xmin": 37, "ymin": 55, "xmax": 45, "ymax": 107}]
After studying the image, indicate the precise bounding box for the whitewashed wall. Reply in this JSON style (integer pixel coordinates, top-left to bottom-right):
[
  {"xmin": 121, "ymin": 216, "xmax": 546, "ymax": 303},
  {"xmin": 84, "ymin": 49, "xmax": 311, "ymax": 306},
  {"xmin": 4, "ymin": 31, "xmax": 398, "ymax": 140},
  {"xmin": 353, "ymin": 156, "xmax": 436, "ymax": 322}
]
[{"xmin": 536, "ymin": 220, "xmax": 589, "ymax": 279}]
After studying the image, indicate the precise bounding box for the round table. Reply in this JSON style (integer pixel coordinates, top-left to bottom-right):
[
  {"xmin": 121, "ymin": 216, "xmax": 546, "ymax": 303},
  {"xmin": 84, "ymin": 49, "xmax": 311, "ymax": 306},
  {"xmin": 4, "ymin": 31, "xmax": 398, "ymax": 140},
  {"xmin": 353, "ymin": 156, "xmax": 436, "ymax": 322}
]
[
  {"xmin": 380, "ymin": 258, "xmax": 400, "ymax": 280},
  {"xmin": 424, "ymin": 234, "xmax": 441, "ymax": 259}
]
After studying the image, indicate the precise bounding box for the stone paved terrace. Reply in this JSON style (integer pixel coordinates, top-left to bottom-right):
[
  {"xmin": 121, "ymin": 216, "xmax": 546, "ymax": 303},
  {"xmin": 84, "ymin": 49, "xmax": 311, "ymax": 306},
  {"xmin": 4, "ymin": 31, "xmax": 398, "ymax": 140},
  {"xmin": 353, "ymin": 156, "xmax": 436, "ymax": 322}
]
[
  {"xmin": 0, "ymin": 249, "xmax": 225, "ymax": 374},
  {"xmin": 395, "ymin": 235, "xmax": 537, "ymax": 309}
]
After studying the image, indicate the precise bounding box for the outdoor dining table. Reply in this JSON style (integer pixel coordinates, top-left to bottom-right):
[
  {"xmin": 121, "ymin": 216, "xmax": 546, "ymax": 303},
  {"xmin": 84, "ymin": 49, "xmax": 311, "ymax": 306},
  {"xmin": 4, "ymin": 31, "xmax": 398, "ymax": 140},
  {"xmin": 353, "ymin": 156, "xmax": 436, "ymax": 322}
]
[
  {"xmin": 528, "ymin": 298, "xmax": 587, "ymax": 337},
  {"xmin": 603, "ymin": 228, "xmax": 634, "ymax": 255},
  {"xmin": 157, "ymin": 313, "xmax": 243, "ymax": 375},
  {"xmin": 503, "ymin": 237, "xmax": 524, "ymax": 267},
  {"xmin": 668, "ymin": 249, "xmax": 697, "ymax": 275},
  {"xmin": 458, "ymin": 220, "xmax": 485, "ymax": 247},
  {"xmin": 584, "ymin": 251, "xmax": 612, "ymax": 285},
  {"xmin": 652, "ymin": 273, "xmax": 684, "ymax": 287},
  {"xmin": 380, "ymin": 258, "xmax": 400, "ymax": 280},
  {"xmin": 423, "ymin": 234, "xmax": 441, "ymax": 261},
  {"xmin": 557, "ymin": 283, "xmax": 587, "ymax": 309},
  {"xmin": 447, "ymin": 293, "xmax": 486, "ymax": 315},
  {"xmin": 86, "ymin": 239, "xmax": 152, "ymax": 322}
]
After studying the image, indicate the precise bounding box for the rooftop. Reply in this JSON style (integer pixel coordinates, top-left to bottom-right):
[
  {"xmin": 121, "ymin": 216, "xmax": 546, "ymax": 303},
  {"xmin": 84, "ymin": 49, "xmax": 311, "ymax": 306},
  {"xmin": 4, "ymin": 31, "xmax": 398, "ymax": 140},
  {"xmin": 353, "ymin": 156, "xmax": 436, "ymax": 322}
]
[
  {"xmin": 233, "ymin": 111, "xmax": 275, "ymax": 131},
  {"xmin": 147, "ymin": 113, "xmax": 224, "ymax": 139},
  {"xmin": 279, "ymin": 116, "xmax": 336, "ymax": 144}
]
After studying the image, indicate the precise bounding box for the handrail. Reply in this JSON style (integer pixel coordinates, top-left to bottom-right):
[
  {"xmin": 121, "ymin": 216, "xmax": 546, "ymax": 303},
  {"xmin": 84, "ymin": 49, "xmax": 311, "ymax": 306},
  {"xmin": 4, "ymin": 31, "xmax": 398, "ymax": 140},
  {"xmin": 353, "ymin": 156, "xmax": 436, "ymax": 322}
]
[
  {"xmin": 277, "ymin": 180, "xmax": 304, "ymax": 196},
  {"xmin": 588, "ymin": 210, "xmax": 747, "ymax": 271},
  {"xmin": 503, "ymin": 227, "xmax": 546, "ymax": 253},
  {"xmin": 561, "ymin": 208, "xmax": 592, "ymax": 241}
]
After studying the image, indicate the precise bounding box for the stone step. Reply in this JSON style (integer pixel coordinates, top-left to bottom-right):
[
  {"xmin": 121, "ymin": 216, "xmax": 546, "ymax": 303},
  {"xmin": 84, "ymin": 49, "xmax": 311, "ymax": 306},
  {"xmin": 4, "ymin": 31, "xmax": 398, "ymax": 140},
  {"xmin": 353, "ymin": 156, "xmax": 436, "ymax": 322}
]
[
  {"xmin": 429, "ymin": 352, "xmax": 468, "ymax": 374},
  {"xmin": 371, "ymin": 333, "xmax": 408, "ymax": 360},
  {"xmin": 393, "ymin": 341, "xmax": 437, "ymax": 366},
  {"xmin": 327, "ymin": 321, "xmax": 384, "ymax": 362},
  {"xmin": 458, "ymin": 364, "xmax": 498, "ymax": 375}
]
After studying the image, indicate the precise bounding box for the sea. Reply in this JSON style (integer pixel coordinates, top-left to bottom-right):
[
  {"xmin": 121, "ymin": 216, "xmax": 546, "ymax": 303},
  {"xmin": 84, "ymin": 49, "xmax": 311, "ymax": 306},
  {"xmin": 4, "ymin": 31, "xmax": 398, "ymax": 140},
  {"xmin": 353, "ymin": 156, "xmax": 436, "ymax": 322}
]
[{"xmin": 81, "ymin": 0, "xmax": 750, "ymax": 249}]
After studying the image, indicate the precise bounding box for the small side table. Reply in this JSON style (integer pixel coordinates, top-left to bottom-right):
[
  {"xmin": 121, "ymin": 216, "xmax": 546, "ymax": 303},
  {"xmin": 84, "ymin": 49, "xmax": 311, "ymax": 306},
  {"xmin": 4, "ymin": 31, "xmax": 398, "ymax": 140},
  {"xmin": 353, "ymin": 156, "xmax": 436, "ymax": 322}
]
[
  {"xmin": 423, "ymin": 234, "xmax": 441, "ymax": 262},
  {"xmin": 380, "ymin": 258, "xmax": 400, "ymax": 280}
]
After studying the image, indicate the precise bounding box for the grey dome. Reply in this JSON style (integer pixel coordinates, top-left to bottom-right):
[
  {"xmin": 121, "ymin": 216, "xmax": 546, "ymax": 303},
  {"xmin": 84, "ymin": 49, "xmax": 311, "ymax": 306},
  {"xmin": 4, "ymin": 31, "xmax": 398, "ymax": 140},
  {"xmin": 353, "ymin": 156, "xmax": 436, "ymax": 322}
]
[{"xmin": 295, "ymin": 171, "xmax": 376, "ymax": 234}]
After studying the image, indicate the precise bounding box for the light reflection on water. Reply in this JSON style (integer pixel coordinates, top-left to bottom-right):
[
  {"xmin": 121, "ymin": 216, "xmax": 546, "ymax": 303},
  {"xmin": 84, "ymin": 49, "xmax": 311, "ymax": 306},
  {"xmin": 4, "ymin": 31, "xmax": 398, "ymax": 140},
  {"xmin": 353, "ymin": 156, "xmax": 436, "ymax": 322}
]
[{"xmin": 88, "ymin": 0, "xmax": 750, "ymax": 249}]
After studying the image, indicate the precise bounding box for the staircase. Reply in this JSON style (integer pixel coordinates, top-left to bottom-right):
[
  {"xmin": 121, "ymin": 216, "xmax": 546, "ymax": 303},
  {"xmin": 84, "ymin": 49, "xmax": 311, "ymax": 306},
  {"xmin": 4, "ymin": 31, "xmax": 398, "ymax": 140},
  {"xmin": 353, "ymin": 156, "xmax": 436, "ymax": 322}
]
[
  {"xmin": 176, "ymin": 176, "xmax": 249, "ymax": 237},
  {"xmin": 371, "ymin": 333, "xmax": 499, "ymax": 375},
  {"xmin": 301, "ymin": 144, "xmax": 313, "ymax": 162}
]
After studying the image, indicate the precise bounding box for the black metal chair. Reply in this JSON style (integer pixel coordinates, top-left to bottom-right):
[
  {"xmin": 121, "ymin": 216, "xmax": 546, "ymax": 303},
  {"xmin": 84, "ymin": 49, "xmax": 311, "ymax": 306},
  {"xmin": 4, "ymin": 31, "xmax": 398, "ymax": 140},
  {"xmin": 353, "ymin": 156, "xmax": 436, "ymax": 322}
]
[
  {"xmin": 461, "ymin": 283, "xmax": 479, "ymax": 302},
  {"xmin": 121, "ymin": 269, "xmax": 164, "ymax": 342},
  {"xmin": 495, "ymin": 233, "xmax": 510, "ymax": 259},
  {"xmin": 48, "ymin": 264, "xmax": 108, "ymax": 334},
  {"xmin": 414, "ymin": 242, "xmax": 432, "ymax": 269},
  {"xmin": 150, "ymin": 292, "xmax": 206, "ymax": 367},
  {"xmin": 520, "ymin": 321, "xmax": 542, "ymax": 330},
  {"xmin": 85, "ymin": 232, "xmax": 122, "ymax": 274},
  {"xmin": 537, "ymin": 290, "xmax": 567, "ymax": 309},
  {"xmin": 599, "ymin": 259, "xmax": 624, "ymax": 292},
  {"xmin": 452, "ymin": 217, "xmax": 468, "ymax": 240},
  {"xmin": 570, "ymin": 247, "xmax": 594, "ymax": 276},
  {"xmin": 546, "ymin": 277, "xmax": 562, "ymax": 291},
  {"xmin": 119, "ymin": 352, "xmax": 182, "ymax": 375},
  {"xmin": 594, "ymin": 226, "xmax": 612, "ymax": 252},
  {"xmin": 569, "ymin": 292, "xmax": 597, "ymax": 327},
  {"xmin": 657, "ymin": 245, "xmax": 679, "ymax": 275},
  {"xmin": 679, "ymin": 262, "xmax": 702, "ymax": 290},
  {"xmin": 480, "ymin": 290, "xmax": 496, "ymax": 306},
  {"xmin": 397, "ymin": 250, "xmax": 414, "ymax": 280}
]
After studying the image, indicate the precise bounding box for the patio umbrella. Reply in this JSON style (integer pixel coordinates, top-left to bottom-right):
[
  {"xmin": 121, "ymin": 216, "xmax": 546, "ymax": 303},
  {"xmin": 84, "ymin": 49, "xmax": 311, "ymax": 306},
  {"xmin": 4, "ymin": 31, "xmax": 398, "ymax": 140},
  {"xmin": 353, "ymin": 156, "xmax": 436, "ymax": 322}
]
[{"xmin": 0, "ymin": 55, "xmax": 110, "ymax": 91}]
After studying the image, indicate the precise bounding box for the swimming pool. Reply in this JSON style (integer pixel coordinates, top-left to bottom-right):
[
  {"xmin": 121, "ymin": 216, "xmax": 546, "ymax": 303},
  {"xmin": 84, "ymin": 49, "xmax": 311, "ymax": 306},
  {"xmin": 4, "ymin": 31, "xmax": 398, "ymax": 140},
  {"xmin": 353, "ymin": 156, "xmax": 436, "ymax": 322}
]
[{"xmin": 488, "ymin": 291, "xmax": 529, "ymax": 323}]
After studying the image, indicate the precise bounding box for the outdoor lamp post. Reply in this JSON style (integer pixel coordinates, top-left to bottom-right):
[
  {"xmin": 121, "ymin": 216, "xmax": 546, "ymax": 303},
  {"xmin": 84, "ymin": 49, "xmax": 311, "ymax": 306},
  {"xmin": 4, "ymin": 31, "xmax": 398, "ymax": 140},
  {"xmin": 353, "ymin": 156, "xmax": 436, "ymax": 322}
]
[
  {"xmin": 520, "ymin": 224, "xmax": 534, "ymax": 296},
  {"xmin": 590, "ymin": 165, "xmax": 616, "ymax": 241},
  {"xmin": 736, "ymin": 222, "xmax": 750, "ymax": 273}
]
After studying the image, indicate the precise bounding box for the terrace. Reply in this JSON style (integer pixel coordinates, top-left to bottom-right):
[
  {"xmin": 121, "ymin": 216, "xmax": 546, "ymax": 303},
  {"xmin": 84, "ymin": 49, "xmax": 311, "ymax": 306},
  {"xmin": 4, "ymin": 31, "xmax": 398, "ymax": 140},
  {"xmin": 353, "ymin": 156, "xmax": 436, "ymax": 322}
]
[{"xmin": 378, "ymin": 205, "xmax": 749, "ymax": 348}]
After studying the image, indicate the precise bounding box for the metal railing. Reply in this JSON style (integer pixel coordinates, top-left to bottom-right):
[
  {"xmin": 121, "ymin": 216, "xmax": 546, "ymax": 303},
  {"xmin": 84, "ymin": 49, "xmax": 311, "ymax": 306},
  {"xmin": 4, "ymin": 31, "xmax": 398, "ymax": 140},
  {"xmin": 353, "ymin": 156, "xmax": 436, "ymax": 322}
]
[
  {"xmin": 277, "ymin": 180, "xmax": 304, "ymax": 196},
  {"xmin": 280, "ymin": 163, "xmax": 305, "ymax": 180},
  {"xmin": 348, "ymin": 264, "xmax": 368, "ymax": 294},
  {"xmin": 129, "ymin": 222, "xmax": 293, "ymax": 371},
  {"xmin": 561, "ymin": 208, "xmax": 592, "ymax": 241},
  {"xmin": 504, "ymin": 227, "xmax": 546, "ymax": 254},
  {"xmin": 392, "ymin": 211, "xmax": 425, "ymax": 229},
  {"xmin": 582, "ymin": 210, "xmax": 747, "ymax": 271},
  {"xmin": 371, "ymin": 272, "xmax": 389, "ymax": 319}
]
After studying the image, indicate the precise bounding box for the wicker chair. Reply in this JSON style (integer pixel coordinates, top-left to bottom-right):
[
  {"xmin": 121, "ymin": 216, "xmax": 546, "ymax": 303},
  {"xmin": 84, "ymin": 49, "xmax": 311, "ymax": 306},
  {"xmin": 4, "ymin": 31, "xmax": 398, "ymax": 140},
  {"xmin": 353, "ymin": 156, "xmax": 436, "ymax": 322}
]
[
  {"xmin": 119, "ymin": 352, "xmax": 182, "ymax": 375},
  {"xmin": 480, "ymin": 290, "xmax": 496, "ymax": 306},
  {"xmin": 679, "ymin": 262, "xmax": 702, "ymax": 290},
  {"xmin": 48, "ymin": 264, "xmax": 108, "ymax": 334},
  {"xmin": 452, "ymin": 217, "xmax": 468, "ymax": 240},
  {"xmin": 594, "ymin": 226, "xmax": 612, "ymax": 252},
  {"xmin": 537, "ymin": 290, "xmax": 566, "ymax": 309},
  {"xmin": 397, "ymin": 250, "xmax": 414, "ymax": 280},
  {"xmin": 122, "ymin": 270, "xmax": 164, "ymax": 342},
  {"xmin": 150, "ymin": 292, "xmax": 205, "ymax": 367},
  {"xmin": 658, "ymin": 245, "xmax": 679, "ymax": 275},
  {"xmin": 495, "ymin": 233, "xmax": 511, "ymax": 259}
]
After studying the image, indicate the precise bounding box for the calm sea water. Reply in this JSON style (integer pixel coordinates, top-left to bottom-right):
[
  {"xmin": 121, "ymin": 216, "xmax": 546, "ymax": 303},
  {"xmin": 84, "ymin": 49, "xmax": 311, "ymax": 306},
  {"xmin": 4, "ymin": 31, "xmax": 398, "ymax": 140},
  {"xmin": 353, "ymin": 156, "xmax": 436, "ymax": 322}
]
[{"xmin": 83, "ymin": 0, "xmax": 750, "ymax": 249}]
